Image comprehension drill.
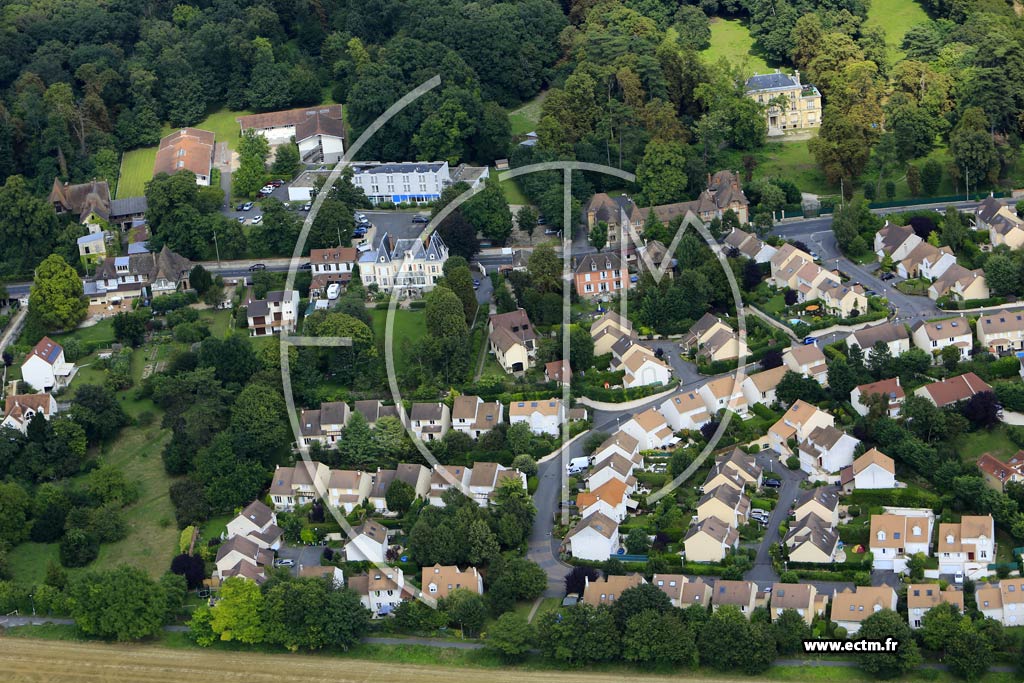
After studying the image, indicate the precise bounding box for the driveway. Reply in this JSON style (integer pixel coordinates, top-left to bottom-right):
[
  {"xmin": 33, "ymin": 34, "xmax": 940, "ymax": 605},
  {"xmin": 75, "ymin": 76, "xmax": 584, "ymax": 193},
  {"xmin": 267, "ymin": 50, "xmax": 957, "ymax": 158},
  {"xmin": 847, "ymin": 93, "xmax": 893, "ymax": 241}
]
[
  {"xmin": 643, "ymin": 340, "xmax": 703, "ymax": 386},
  {"xmin": 745, "ymin": 455, "xmax": 806, "ymax": 589},
  {"xmin": 275, "ymin": 544, "xmax": 324, "ymax": 574},
  {"xmin": 528, "ymin": 456, "xmax": 572, "ymax": 597}
]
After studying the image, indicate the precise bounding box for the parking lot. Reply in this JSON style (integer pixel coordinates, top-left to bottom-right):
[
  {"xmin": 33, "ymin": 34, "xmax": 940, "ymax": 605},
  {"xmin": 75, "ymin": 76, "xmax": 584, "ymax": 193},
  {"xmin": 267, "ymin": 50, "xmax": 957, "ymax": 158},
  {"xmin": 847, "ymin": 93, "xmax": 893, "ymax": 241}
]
[{"xmin": 275, "ymin": 544, "xmax": 324, "ymax": 574}]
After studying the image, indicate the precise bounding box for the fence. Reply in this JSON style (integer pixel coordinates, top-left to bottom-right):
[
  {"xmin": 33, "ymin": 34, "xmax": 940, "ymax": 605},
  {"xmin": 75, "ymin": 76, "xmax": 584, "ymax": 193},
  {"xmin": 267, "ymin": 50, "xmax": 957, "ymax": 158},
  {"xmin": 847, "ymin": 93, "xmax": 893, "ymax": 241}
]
[{"xmin": 868, "ymin": 191, "xmax": 1009, "ymax": 210}]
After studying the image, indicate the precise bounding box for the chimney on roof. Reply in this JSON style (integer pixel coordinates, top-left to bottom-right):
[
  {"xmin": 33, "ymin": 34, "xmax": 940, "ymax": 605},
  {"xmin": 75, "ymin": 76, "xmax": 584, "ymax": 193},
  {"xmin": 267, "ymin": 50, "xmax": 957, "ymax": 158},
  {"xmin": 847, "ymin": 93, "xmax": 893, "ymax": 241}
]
[{"xmin": 794, "ymin": 70, "xmax": 801, "ymax": 85}]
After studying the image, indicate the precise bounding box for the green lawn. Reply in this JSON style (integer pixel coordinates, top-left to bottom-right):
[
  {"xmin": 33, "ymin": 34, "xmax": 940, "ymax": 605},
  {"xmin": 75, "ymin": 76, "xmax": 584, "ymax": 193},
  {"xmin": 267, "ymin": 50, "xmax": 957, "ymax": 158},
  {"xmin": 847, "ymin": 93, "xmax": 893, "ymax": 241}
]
[
  {"xmin": 501, "ymin": 178, "xmax": 529, "ymax": 205},
  {"xmin": 754, "ymin": 140, "xmax": 831, "ymax": 195},
  {"xmin": 864, "ymin": 0, "xmax": 929, "ymax": 60},
  {"xmin": 958, "ymin": 425, "xmax": 1018, "ymax": 464},
  {"xmin": 508, "ymin": 92, "xmax": 546, "ymax": 136},
  {"xmin": 370, "ymin": 308, "xmax": 427, "ymax": 373},
  {"xmin": 701, "ymin": 18, "xmax": 771, "ymax": 74},
  {"xmin": 763, "ymin": 294, "xmax": 786, "ymax": 315},
  {"xmin": 161, "ymin": 107, "xmax": 251, "ymax": 154},
  {"xmin": 116, "ymin": 147, "xmax": 158, "ymax": 198},
  {"xmin": 54, "ymin": 318, "xmax": 116, "ymax": 346},
  {"xmin": 5, "ymin": 542, "xmax": 61, "ymax": 585}
]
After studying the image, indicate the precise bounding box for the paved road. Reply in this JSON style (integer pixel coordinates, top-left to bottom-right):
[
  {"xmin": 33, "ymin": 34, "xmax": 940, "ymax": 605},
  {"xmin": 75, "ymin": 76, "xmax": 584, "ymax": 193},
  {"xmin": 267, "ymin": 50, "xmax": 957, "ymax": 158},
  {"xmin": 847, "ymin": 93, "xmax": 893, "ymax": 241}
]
[
  {"xmin": 528, "ymin": 455, "xmax": 572, "ymax": 598},
  {"xmin": 745, "ymin": 453, "xmax": 806, "ymax": 589},
  {"xmin": 643, "ymin": 339, "xmax": 704, "ymax": 386}
]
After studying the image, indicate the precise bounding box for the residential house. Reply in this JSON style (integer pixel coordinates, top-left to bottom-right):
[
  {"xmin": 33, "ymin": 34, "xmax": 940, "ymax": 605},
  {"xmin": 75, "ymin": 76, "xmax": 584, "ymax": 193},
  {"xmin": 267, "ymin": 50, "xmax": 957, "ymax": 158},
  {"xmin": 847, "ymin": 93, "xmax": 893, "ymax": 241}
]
[
  {"xmin": 696, "ymin": 485, "xmax": 750, "ymax": 528},
  {"xmin": 409, "ymin": 402, "xmax": 450, "ymax": 441},
  {"xmin": 771, "ymin": 583, "xmax": 826, "ymax": 625},
  {"xmin": 620, "ymin": 408, "xmax": 679, "ymax": 450},
  {"xmin": 744, "ymin": 70, "xmax": 822, "ymax": 135},
  {"xmin": 911, "ymin": 318, "xmax": 973, "ymax": 362},
  {"xmin": 636, "ymin": 239, "xmax": 674, "ymax": 278},
  {"xmin": 783, "ymin": 343, "xmax": 828, "ymax": 385},
  {"xmin": 451, "ymin": 396, "xmax": 503, "ymax": 438},
  {"xmin": 298, "ymin": 401, "xmax": 350, "ymax": 447},
  {"xmin": 928, "ymin": 264, "xmax": 989, "ymax": 302},
  {"xmin": 698, "ymin": 375, "xmax": 749, "ymax": 417},
  {"xmin": 683, "ymin": 517, "xmax": 740, "ymax": 562},
  {"xmin": 327, "ymin": 470, "xmax": 371, "ymax": 513},
  {"xmin": 847, "ymin": 322, "xmax": 911, "ymax": 361},
  {"xmin": 154, "ymin": 128, "xmax": 215, "ymax": 185},
  {"xmin": 48, "ymin": 178, "xmax": 147, "ymax": 231},
  {"xmin": 488, "ymin": 309, "xmax": 537, "ymax": 374},
  {"xmin": 851, "ymin": 378, "xmax": 905, "ymax": 418},
  {"xmin": 429, "ymin": 465, "xmax": 470, "ymax": 506},
  {"xmin": 793, "ymin": 487, "xmax": 840, "ymax": 528},
  {"xmin": 309, "ymin": 247, "xmax": 358, "ymax": 299},
  {"xmin": 358, "ymin": 231, "xmax": 448, "ymax": 292},
  {"xmin": 874, "ymin": 222, "xmax": 922, "ymax": 262},
  {"xmin": 269, "ymin": 461, "xmax": 330, "ymax": 511},
  {"xmin": 869, "ymin": 510, "xmax": 935, "ymax": 572},
  {"xmin": 591, "ymin": 311, "xmax": 637, "ymax": 356},
  {"xmin": 20, "ymin": 337, "xmax": 75, "ymax": 393},
  {"xmin": 564, "ymin": 511, "xmax": 620, "ymax": 561},
  {"xmin": 586, "ymin": 454, "xmax": 637, "ymax": 493},
  {"xmin": 627, "ymin": 170, "xmax": 750, "ymax": 225},
  {"xmin": 353, "ymin": 400, "xmax": 403, "ymax": 428},
  {"xmin": 618, "ymin": 344, "xmax": 672, "ymax": 388},
  {"xmin": 907, "ymin": 585, "xmax": 964, "ymax": 629},
  {"xmin": 977, "ymin": 452, "xmax": 1024, "ymax": 493},
  {"xmin": 711, "ymin": 580, "xmax": 758, "ymax": 617},
  {"xmin": 977, "ymin": 309, "xmax": 1024, "ymax": 355},
  {"xmin": 508, "ymin": 398, "xmax": 565, "ymax": 437},
  {"xmin": 975, "ymin": 578, "xmax": 1024, "ymax": 627},
  {"xmin": 798, "ymin": 425, "xmax": 860, "ymax": 478},
  {"xmin": 349, "ymin": 161, "xmax": 488, "ymax": 205},
  {"xmin": 581, "ymin": 574, "xmax": 645, "ymax": 607},
  {"xmin": 1, "ymin": 394, "xmax": 57, "ymax": 435},
  {"xmin": 343, "ymin": 520, "xmax": 389, "ymax": 563},
  {"xmin": 684, "ymin": 313, "xmax": 748, "ymax": 362},
  {"xmin": 215, "ymin": 535, "xmax": 273, "ymax": 584},
  {"xmin": 297, "ymin": 565, "xmax": 345, "ymax": 588},
  {"xmin": 897, "ymin": 242, "xmax": 957, "ymax": 281},
  {"xmin": 840, "ymin": 448, "xmax": 898, "ymax": 494},
  {"xmin": 237, "ymin": 105, "xmax": 343, "ymax": 144},
  {"xmin": 590, "ymin": 431, "xmax": 641, "ymax": 468},
  {"xmin": 573, "ymin": 252, "xmax": 630, "ymax": 299},
  {"xmin": 793, "ymin": 261, "xmax": 841, "ymax": 305},
  {"xmin": 245, "ymin": 290, "xmax": 299, "ymax": 337},
  {"xmin": 545, "ymin": 359, "xmax": 571, "ymax": 386},
  {"xmin": 724, "ymin": 226, "xmax": 777, "ymax": 263},
  {"xmin": 225, "ymin": 501, "xmax": 283, "ymax": 551},
  {"xmin": 820, "ymin": 280, "xmax": 869, "ymax": 318},
  {"xmin": 679, "ymin": 579, "xmax": 713, "ymax": 608},
  {"xmin": 936, "ymin": 515, "xmax": 995, "ymax": 577},
  {"xmin": 420, "ymin": 564, "xmax": 483, "ymax": 601},
  {"xmin": 84, "ymin": 246, "xmax": 193, "ymax": 306},
  {"xmin": 652, "ymin": 574, "xmax": 689, "ymax": 607},
  {"xmin": 77, "ymin": 232, "xmax": 108, "ymax": 261},
  {"xmin": 703, "ymin": 449, "xmax": 763, "ymax": 494},
  {"xmin": 395, "ymin": 463, "xmax": 432, "ymax": 501},
  {"xmin": 975, "ymin": 197, "xmax": 1024, "ymax": 249},
  {"xmin": 768, "ymin": 400, "xmax": 834, "ymax": 454},
  {"xmin": 582, "ymin": 193, "xmax": 632, "ymax": 247},
  {"xmin": 785, "ymin": 517, "xmax": 840, "ymax": 563},
  {"xmin": 347, "ymin": 567, "xmax": 413, "ymax": 617},
  {"xmin": 831, "ymin": 587, "xmax": 898, "ymax": 635},
  {"xmin": 295, "ymin": 109, "xmax": 345, "ymax": 164},
  {"xmin": 741, "ymin": 365, "xmax": 789, "ymax": 408},
  {"xmin": 659, "ymin": 390, "xmax": 711, "ymax": 431},
  {"xmin": 468, "ymin": 462, "xmax": 526, "ymax": 507},
  {"xmin": 769, "ymin": 243, "xmax": 815, "ymax": 290},
  {"xmin": 915, "ymin": 372, "xmax": 992, "ymax": 408}
]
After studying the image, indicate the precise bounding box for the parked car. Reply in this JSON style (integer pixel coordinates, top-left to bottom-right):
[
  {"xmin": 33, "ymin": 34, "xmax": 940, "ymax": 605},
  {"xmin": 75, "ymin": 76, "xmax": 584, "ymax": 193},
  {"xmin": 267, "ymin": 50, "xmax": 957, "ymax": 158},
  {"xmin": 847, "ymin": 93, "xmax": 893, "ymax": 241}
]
[
  {"xmin": 764, "ymin": 478, "xmax": 782, "ymax": 488},
  {"xmin": 544, "ymin": 228, "xmax": 559, "ymax": 235},
  {"xmin": 299, "ymin": 262, "xmax": 312, "ymax": 270},
  {"xmin": 880, "ymin": 272, "xmax": 895, "ymax": 281},
  {"xmin": 802, "ymin": 336, "xmax": 818, "ymax": 345},
  {"xmin": 270, "ymin": 179, "xmax": 285, "ymax": 187},
  {"xmin": 472, "ymin": 279, "xmax": 480, "ymax": 290},
  {"xmin": 537, "ymin": 215, "xmax": 547, "ymax": 225},
  {"xmin": 249, "ymin": 263, "xmax": 267, "ymax": 271},
  {"xmin": 236, "ymin": 216, "xmax": 245, "ymax": 223},
  {"xmin": 865, "ymin": 289, "xmax": 878, "ymax": 297},
  {"xmin": 252, "ymin": 215, "xmax": 263, "ymax": 225},
  {"xmin": 241, "ymin": 202, "xmax": 254, "ymax": 211},
  {"xmin": 354, "ymin": 212, "xmax": 367, "ymax": 222},
  {"xmin": 302, "ymin": 202, "xmax": 312, "ymax": 211},
  {"xmin": 809, "ymin": 251, "xmax": 819, "ymax": 260},
  {"xmin": 411, "ymin": 214, "xmax": 430, "ymax": 223},
  {"xmin": 274, "ymin": 559, "xmax": 295, "ymax": 567},
  {"xmin": 326, "ymin": 283, "xmax": 341, "ymax": 300}
]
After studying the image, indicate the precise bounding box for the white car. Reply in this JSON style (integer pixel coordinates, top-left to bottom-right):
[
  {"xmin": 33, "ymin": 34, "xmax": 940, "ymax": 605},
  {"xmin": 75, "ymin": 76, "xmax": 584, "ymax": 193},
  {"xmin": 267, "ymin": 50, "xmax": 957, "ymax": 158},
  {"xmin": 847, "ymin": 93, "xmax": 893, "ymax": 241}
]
[
  {"xmin": 326, "ymin": 283, "xmax": 341, "ymax": 300},
  {"xmin": 274, "ymin": 558, "xmax": 295, "ymax": 567},
  {"xmin": 252, "ymin": 215, "xmax": 263, "ymax": 225}
]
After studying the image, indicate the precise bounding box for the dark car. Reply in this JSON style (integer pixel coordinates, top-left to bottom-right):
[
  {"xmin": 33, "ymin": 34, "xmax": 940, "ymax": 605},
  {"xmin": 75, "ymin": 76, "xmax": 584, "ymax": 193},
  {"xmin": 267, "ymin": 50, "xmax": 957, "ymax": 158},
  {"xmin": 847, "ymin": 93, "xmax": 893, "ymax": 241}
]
[
  {"xmin": 764, "ymin": 478, "xmax": 782, "ymax": 488},
  {"xmin": 880, "ymin": 272, "xmax": 895, "ymax": 281},
  {"xmin": 270, "ymin": 179, "xmax": 285, "ymax": 187},
  {"xmin": 537, "ymin": 215, "xmax": 547, "ymax": 225},
  {"xmin": 411, "ymin": 215, "xmax": 430, "ymax": 224},
  {"xmin": 472, "ymin": 279, "xmax": 480, "ymax": 290},
  {"xmin": 235, "ymin": 203, "xmax": 247, "ymax": 211},
  {"xmin": 299, "ymin": 262, "xmax": 312, "ymax": 270},
  {"xmin": 248, "ymin": 263, "xmax": 267, "ymax": 271}
]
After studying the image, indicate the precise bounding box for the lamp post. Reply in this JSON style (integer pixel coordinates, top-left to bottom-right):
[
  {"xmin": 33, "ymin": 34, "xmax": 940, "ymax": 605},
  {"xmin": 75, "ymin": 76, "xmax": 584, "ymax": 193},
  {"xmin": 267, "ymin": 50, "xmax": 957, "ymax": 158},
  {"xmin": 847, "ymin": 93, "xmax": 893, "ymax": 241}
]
[{"xmin": 212, "ymin": 227, "xmax": 222, "ymax": 269}]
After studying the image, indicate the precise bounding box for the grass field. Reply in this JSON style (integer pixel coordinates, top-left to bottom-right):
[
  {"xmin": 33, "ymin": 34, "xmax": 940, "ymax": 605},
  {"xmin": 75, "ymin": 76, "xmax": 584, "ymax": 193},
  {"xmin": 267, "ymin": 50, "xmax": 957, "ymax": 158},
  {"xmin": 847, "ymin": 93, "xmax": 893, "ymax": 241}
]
[
  {"xmin": 501, "ymin": 179, "xmax": 529, "ymax": 205},
  {"xmin": 864, "ymin": 0, "xmax": 929, "ymax": 60},
  {"xmin": 115, "ymin": 147, "xmax": 159, "ymax": 198},
  {"xmin": 370, "ymin": 308, "xmax": 427, "ymax": 374},
  {"xmin": 701, "ymin": 18, "xmax": 771, "ymax": 74},
  {"xmin": 959, "ymin": 425, "xmax": 1018, "ymax": 463},
  {"xmin": 508, "ymin": 92, "xmax": 546, "ymax": 136}
]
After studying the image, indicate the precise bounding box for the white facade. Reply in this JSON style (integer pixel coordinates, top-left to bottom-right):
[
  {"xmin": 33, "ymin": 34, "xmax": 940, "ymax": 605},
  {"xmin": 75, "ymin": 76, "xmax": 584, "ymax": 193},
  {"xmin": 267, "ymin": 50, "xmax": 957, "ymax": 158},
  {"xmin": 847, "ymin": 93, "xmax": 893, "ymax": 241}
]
[
  {"xmin": 20, "ymin": 338, "xmax": 75, "ymax": 393},
  {"xmin": 359, "ymin": 232, "xmax": 448, "ymax": 293},
  {"xmin": 659, "ymin": 390, "xmax": 710, "ymax": 432},
  {"xmin": 508, "ymin": 399, "xmax": 565, "ymax": 436},
  {"xmin": 246, "ymin": 290, "xmax": 299, "ymax": 337}
]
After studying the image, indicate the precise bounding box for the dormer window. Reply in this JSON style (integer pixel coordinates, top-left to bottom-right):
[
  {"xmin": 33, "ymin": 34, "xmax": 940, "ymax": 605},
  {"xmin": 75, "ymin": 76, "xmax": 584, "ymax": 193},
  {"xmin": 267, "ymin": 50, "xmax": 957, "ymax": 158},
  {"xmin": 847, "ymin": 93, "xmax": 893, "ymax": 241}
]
[{"xmin": 877, "ymin": 531, "xmax": 886, "ymax": 541}]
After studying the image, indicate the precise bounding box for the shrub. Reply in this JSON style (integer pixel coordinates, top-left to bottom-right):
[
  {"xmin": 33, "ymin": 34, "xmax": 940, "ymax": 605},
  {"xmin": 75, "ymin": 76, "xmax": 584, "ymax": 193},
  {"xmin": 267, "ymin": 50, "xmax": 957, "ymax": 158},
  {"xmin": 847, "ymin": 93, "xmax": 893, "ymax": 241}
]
[
  {"xmin": 59, "ymin": 529, "xmax": 99, "ymax": 568},
  {"xmin": 786, "ymin": 456, "xmax": 800, "ymax": 470}
]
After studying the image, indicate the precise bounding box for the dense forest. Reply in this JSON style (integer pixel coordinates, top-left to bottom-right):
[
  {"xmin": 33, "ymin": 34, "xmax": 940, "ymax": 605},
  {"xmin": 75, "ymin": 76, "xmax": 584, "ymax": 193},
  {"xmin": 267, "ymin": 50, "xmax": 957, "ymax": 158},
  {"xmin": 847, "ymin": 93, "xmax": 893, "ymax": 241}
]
[{"xmin": 2, "ymin": 0, "xmax": 1024, "ymax": 275}]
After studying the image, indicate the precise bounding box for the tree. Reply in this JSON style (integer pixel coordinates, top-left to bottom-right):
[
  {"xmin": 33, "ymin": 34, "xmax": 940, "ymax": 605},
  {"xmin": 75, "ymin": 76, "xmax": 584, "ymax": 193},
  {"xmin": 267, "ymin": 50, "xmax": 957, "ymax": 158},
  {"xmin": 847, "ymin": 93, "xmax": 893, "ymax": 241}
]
[
  {"xmin": 921, "ymin": 159, "xmax": 943, "ymax": 196},
  {"xmin": 198, "ymin": 334, "xmax": 260, "ymax": 385},
  {"xmin": 760, "ymin": 348, "xmax": 783, "ymax": 370},
  {"xmin": 270, "ymin": 143, "xmax": 300, "ymax": 178},
  {"xmin": 536, "ymin": 603, "xmax": 620, "ymax": 665},
  {"xmin": 485, "ymin": 612, "xmax": 534, "ymax": 661},
  {"xmin": 70, "ymin": 384, "xmax": 129, "ymax": 444},
  {"xmin": 463, "ymin": 177, "xmax": 512, "ymax": 243},
  {"xmin": 59, "ymin": 528, "xmax": 99, "ymax": 568},
  {"xmin": 623, "ymin": 609, "xmax": 697, "ymax": 668},
  {"xmin": 190, "ymin": 265, "xmax": 213, "ymax": 295},
  {"xmin": 516, "ymin": 206, "xmax": 537, "ymax": 242},
  {"xmin": 436, "ymin": 210, "xmax": 480, "ymax": 261},
  {"xmin": 170, "ymin": 553, "xmax": 206, "ymax": 590},
  {"xmin": 229, "ymin": 383, "xmax": 291, "ymax": 466},
  {"xmin": 637, "ymin": 139, "xmax": 688, "ymax": 205},
  {"xmin": 527, "ymin": 244, "xmax": 560, "ymax": 292},
  {"xmin": 588, "ymin": 221, "xmax": 608, "ymax": 252},
  {"xmin": 440, "ymin": 588, "xmax": 487, "ymax": 637},
  {"xmin": 0, "ymin": 482, "xmax": 31, "ymax": 548},
  {"xmin": 0, "ymin": 175, "xmax": 60, "ymax": 275},
  {"xmin": 961, "ymin": 391, "xmax": 1001, "ymax": 429},
  {"xmin": 261, "ymin": 579, "xmax": 369, "ymax": 651},
  {"xmin": 610, "ymin": 583, "xmax": 672, "ymax": 630},
  {"xmin": 776, "ymin": 371, "xmax": 825, "ymax": 406},
  {"xmin": 856, "ymin": 609, "xmax": 921, "ymax": 679},
  {"xmin": 699, "ymin": 605, "xmax": 772, "ymax": 674},
  {"xmin": 112, "ymin": 310, "xmax": 148, "ymax": 347},
  {"xmin": 28, "ymin": 254, "xmax": 87, "ymax": 333},
  {"xmin": 385, "ymin": 479, "xmax": 416, "ymax": 515},
  {"xmin": 950, "ymin": 108, "xmax": 997, "ymax": 187},
  {"xmin": 920, "ymin": 601, "xmax": 964, "ymax": 652},
  {"xmin": 69, "ymin": 566, "xmax": 168, "ymax": 641},
  {"xmin": 674, "ymin": 5, "xmax": 710, "ymax": 50},
  {"xmin": 233, "ymin": 129, "xmax": 270, "ymax": 198},
  {"xmin": 210, "ymin": 577, "xmax": 265, "ymax": 644},
  {"xmin": 624, "ymin": 527, "xmax": 650, "ymax": 555},
  {"xmin": 946, "ymin": 627, "xmax": 992, "ymax": 682},
  {"xmin": 486, "ymin": 556, "xmax": 546, "ymax": 615},
  {"xmin": 984, "ymin": 253, "xmax": 1019, "ymax": 296},
  {"xmin": 773, "ymin": 609, "xmax": 812, "ymax": 655},
  {"xmin": 564, "ymin": 565, "xmax": 600, "ymax": 596},
  {"xmin": 906, "ymin": 165, "xmax": 922, "ymax": 196},
  {"xmin": 169, "ymin": 479, "xmax": 211, "ymax": 528},
  {"xmin": 940, "ymin": 344, "xmax": 962, "ymax": 371}
]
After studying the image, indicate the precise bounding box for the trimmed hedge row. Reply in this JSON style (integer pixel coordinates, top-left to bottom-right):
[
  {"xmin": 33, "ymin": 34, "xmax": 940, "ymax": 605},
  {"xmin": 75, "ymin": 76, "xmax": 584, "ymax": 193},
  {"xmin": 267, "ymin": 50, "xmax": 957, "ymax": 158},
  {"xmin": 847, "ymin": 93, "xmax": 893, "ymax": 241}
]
[{"xmin": 846, "ymin": 487, "xmax": 940, "ymax": 509}]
